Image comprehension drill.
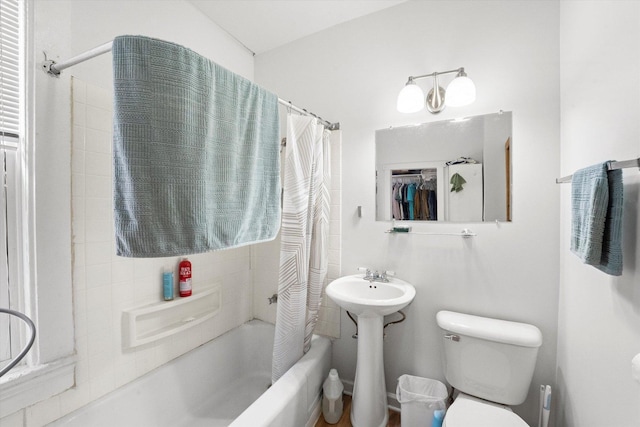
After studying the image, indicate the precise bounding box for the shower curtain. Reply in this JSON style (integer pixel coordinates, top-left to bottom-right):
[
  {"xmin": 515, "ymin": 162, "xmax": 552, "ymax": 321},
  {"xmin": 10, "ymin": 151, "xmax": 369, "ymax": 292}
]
[{"xmin": 272, "ymin": 114, "xmax": 331, "ymax": 383}]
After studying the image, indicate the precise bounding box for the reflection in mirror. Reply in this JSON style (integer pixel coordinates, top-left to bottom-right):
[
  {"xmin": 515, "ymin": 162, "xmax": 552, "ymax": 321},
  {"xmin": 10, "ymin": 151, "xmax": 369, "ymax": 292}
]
[{"xmin": 375, "ymin": 112, "xmax": 512, "ymax": 223}]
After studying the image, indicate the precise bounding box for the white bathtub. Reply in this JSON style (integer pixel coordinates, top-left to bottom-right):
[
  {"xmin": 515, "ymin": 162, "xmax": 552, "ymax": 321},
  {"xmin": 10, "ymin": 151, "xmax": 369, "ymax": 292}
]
[{"xmin": 49, "ymin": 320, "xmax": 331, "ymax": 427}]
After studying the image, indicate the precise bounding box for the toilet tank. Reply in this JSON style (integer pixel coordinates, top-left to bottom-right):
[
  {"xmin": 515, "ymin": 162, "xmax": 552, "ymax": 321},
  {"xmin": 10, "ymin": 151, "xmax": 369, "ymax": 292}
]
[{"xmin": 436, "ymin": 311, "xmax": 542, "ymax": 406}]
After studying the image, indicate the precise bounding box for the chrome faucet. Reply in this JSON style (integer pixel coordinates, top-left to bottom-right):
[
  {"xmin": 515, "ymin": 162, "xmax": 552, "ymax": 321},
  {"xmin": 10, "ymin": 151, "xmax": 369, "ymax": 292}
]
[
  {"xmin": 379, "ymin": 270, "xmax": 395, "ymax": 282},
  {"xmin": 358, "ymin": 267, "xmax": 395, "ymax": 283}
]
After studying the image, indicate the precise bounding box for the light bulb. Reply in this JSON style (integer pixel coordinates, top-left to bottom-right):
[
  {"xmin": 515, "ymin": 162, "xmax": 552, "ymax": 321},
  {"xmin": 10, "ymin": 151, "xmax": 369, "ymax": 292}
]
[
  {"xmin": 445, "ymin": 75, "xmax": 476, "ymax": 107},
  {"xmin": 397, "ymin": 82, "xmax": 424, "ymax": 113}
]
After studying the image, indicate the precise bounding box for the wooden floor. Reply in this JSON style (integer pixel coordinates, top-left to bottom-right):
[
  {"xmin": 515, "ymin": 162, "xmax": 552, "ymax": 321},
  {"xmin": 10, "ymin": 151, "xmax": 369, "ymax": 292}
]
[{"xmin": 315, "ymin": 394, "xmax": 401, "ymax": 427}]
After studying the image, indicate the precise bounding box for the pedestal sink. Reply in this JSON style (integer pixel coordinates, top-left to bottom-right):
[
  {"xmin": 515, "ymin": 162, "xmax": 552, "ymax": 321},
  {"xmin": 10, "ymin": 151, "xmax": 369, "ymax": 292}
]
[{"xmin": 326, "ymin": 274, "xmax": 415, "ymax": 427}]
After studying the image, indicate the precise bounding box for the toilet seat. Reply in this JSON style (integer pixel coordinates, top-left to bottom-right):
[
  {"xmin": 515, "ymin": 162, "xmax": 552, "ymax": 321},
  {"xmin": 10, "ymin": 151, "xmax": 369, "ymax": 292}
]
[{"xmin": 443, "ymin": 393, "xmax": 529, "ymax": 427}]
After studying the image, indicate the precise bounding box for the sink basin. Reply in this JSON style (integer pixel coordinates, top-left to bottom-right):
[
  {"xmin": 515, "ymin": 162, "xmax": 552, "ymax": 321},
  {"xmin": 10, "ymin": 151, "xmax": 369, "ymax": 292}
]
[{"xmin": 326, "ymin": 274, "xmax": 415, "ymax": 317}]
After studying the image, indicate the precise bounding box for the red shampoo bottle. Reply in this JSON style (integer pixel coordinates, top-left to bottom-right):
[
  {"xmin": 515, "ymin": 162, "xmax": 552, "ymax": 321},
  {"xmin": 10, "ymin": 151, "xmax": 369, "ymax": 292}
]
[{"xmin": 179, "ymin": 258, "xmax": 192, "ymax": 297}]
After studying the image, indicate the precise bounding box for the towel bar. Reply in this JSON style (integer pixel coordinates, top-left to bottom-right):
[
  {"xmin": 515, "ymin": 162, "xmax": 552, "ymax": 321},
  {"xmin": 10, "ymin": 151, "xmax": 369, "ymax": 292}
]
[
  {"xmin": 556, "ymin": 157, "xmax": 640, "ymax": 183},
  {"xmin": 385, "ymin": 228, "xmax": 476, "ymax": 238}
]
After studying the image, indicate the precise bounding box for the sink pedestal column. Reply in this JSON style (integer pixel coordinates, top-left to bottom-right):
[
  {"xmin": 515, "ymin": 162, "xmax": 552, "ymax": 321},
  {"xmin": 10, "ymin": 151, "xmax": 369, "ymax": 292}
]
[{"xmin": 351, "ymin": 315, "xmax": 388, "ymax": 427}]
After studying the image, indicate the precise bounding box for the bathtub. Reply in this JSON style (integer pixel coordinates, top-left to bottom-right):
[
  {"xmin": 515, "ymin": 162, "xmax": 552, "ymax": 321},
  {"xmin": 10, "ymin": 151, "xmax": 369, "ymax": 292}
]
[{"xmin": 50, "ymin": 320, "xmax": 331, "ymax": 427}]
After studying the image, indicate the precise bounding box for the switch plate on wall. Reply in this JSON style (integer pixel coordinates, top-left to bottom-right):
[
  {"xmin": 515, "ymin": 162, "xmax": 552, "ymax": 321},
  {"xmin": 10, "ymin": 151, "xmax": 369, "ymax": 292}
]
[{"xmin": 632, "ymin": 353, "xmax": 640, "ymax": 384}]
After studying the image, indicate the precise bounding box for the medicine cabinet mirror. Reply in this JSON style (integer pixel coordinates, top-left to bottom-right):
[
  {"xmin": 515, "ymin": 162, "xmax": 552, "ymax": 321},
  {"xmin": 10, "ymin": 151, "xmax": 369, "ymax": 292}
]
[{"xmin": 375, "ymin": 111, "xmax": 512, "ymax": 222}]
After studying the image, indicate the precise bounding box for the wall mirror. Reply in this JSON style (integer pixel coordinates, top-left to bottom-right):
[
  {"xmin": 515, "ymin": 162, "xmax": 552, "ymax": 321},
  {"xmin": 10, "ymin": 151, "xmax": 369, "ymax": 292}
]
[{"xmin": 375, "ymin": 111, "xmax": 512, "ymax": 222}]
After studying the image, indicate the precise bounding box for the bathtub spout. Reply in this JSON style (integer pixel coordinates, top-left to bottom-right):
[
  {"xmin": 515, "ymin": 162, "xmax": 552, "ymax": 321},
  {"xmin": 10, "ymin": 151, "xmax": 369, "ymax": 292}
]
[{"xmin": 267, "ymin": 294, "xmax": 278, "ymax": 305}]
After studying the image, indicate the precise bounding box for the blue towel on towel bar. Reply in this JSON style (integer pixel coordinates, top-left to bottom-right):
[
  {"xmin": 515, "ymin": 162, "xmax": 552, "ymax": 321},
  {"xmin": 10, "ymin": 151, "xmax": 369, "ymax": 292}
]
[
  {"xmin": 570, "ymin": 162, "xmax": 623, "ymax": 276},
  {"xmin": 112, "ymin": 35, "xmax": 281, "ymax": 257}
]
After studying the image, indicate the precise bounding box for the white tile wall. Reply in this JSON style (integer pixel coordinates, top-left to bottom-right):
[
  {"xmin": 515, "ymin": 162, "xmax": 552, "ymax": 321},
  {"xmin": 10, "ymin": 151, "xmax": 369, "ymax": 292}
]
[
  {"xmin": 17, "ymin": 77, "xmax": 255, "ymax": 426},
  {"xmin": 0, "ymin": 409, "xmax": 23, "ymax": 427}
]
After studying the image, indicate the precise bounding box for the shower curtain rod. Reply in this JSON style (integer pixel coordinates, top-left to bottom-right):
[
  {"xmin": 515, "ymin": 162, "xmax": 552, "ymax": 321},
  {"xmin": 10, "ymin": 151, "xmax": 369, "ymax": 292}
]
[
  {"xmin": 555, "ymin": 157, "xmax": 640, "ymax": 183},
  {"xmin": 43, "ymin": 40, "xmax": 340, "ymax": 131}
]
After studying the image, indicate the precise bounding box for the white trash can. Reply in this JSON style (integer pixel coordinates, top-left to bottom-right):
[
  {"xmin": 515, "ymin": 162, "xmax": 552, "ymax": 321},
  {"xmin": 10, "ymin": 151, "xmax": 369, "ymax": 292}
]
[{"xmin": 396, "ymin": 374, "xmax": 448, "ymax": 427}]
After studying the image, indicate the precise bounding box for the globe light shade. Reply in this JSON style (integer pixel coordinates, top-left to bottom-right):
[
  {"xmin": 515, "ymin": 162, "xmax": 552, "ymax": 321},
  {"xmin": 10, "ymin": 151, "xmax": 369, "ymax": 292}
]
[
  {"xmin": 445, "ymin": 75, "xmax": 476, "ymax": 107},
  {"xmin": 397, "ymin": 82, "xmax": 425, "ymax": 113}
]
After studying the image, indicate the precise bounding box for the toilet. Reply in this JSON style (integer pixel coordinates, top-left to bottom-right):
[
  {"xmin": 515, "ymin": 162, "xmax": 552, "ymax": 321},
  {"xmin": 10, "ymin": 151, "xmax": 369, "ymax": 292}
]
[{"xmin": 436, "ymin": 310, "xmax": 542, "ymax": 427}]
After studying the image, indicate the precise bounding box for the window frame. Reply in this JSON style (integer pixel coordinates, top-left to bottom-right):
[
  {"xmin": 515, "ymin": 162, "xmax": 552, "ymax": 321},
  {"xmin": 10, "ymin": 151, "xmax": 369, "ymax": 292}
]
[
  {"xmin": 0, "ymin": 0, "xmax": 28, "ymax": 370},
  {"xmin": 1, "ymin": 0, "xmax": 76, "ymax": 417}
]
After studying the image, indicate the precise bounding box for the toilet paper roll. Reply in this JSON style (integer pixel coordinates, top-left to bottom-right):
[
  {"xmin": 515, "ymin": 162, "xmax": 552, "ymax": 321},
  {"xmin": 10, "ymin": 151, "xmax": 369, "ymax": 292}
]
[{"xmin": 632, "ymin": 353, "xmax": 640, "ymax": 384}]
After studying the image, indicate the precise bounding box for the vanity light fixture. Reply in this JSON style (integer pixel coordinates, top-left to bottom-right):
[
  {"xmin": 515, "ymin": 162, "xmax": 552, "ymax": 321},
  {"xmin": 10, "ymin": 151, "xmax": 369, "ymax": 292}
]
[{"xmin": 397, "ymin": 67, "xmax": 476, "ymax": 114}]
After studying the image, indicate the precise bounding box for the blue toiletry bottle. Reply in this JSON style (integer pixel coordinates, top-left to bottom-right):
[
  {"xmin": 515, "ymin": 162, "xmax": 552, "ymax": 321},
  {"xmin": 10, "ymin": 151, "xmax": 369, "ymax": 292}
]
[
  {"xmin": 432, "ymin": 409, "xmax": 445, "ymax": 427},
  {"xmin": 163, "ymin": 270, "xmax": 174, "ymax": 301}
]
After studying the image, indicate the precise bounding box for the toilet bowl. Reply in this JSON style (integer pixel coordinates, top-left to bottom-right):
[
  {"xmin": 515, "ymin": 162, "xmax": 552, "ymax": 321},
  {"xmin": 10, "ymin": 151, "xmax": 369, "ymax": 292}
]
[
  {"xmin": 443, "ymin": 393, "xmax": 529, "ymax": 427},
  {"xmin": 436, "ymin": 310, "xmax": 543, "ymax": 427}
]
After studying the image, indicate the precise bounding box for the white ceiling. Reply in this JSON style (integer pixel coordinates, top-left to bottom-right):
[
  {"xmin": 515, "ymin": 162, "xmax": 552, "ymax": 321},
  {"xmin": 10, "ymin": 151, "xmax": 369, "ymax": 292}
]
[{"xmin": 188, "ymin": 0, "xmax": 407, "ymax": 55}]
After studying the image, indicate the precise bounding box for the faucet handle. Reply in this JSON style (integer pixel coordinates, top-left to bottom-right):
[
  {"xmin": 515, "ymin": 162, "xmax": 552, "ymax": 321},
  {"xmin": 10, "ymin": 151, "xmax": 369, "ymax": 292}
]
[
  {"xmin": 379, "ymin": 270, "xmax": 395, "ymax": 282},
  {"xmin": 358, "ymin": 267, "xmax": 371, "ymax": 274},
  {"xmin": 358, "ymin": 267, "xmax": 375, "ymax": 280}
]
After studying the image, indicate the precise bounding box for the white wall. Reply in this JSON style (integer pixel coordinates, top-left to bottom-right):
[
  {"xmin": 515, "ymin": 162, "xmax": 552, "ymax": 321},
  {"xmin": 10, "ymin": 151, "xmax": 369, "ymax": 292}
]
[
  {"xmin": 255, "ymin": 1, "xmax": 560, "ymax": 424},
  {"xmin": 557, "ymin": 2, "xmax": 640, "ymax": 426},
  {"xmin": 1, "ymin": 1, "xmax": 255, "ymax": 426}
]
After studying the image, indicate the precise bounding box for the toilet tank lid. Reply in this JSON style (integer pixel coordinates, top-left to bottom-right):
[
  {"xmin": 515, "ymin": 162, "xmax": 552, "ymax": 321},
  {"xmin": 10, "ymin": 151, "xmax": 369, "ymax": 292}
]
[{"xmin": 436, "ymin": 311, "xmax": 542, "ymax": 348}]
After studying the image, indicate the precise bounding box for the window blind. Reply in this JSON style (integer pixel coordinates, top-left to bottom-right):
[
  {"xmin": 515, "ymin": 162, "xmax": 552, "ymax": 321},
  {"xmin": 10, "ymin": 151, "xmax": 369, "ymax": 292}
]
[
  {"xmin": 0, "ymin": 0, "xmax": 21, "ymax": 365},
  {"xmin": 0, "ymin": 0, "xmax": 21, "ymax": 148}
]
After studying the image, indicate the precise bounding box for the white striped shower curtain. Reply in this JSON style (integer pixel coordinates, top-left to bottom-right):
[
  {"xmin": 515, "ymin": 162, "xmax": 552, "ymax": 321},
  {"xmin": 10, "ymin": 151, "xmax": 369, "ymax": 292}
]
[{"xmin": 272, "ymin": 114, "xmax": 331, "ymax": 383}]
